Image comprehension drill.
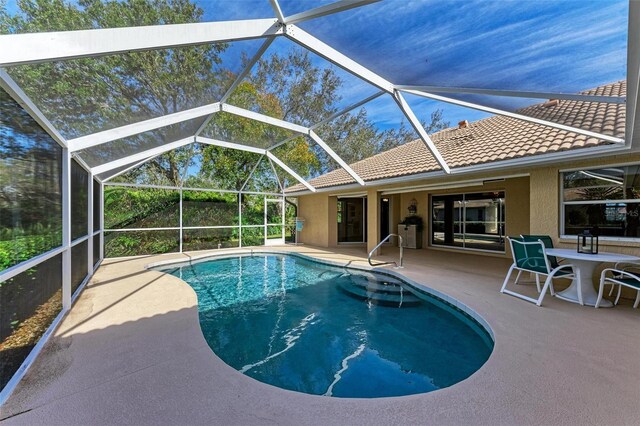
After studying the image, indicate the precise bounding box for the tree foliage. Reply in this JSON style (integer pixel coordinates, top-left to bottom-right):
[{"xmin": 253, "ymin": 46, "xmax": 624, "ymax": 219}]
[{"xmin": 2, "ymin": 0, "xmax": 450, "ymax": 189}]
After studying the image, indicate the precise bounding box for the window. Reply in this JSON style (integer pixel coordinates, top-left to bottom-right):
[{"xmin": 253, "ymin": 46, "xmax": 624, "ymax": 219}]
[
  {"xmin": 431, "ymin": 192, "xmax": 505, "ymax": 252},
  {"xmin": 562, "ymin": 165, "xmax": 640, "ymax": 238}
]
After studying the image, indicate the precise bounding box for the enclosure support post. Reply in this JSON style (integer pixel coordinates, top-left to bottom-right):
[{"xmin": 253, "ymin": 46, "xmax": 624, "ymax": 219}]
[
  {"xmin": 179, "ymin": 187, "xmax": 183, "ymax": 253},
  {"xmin": 282, "ymin": 196, "xmax": 286, "ymax": 242},
  {"xmin": 87, "ymin": 172, "xmax": 93, "ymax": 273},
  {"xmin": 62, "ymin": 149, "xmax": 72, "ymax": 310},
  {"xmin": 99, "ymin": 182, "xmax": 104, "ymax": 260},
  {"xmin": 238, "ymin": 193, "xmax": 243, "ymax": 248},
  {"xmin": 264, "ymin": 195, "xmax": 267, "ymax": 246}
]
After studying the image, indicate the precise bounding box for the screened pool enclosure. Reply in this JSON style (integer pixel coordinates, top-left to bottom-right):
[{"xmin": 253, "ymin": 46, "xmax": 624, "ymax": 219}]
[{"xmin": 1, "ymin": 0, "xmax": 639, "ymax": 401}]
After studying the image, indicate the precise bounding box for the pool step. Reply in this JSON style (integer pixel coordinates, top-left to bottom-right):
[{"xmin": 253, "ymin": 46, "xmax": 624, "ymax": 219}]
[{"xmin": 339, "ymin": 274, "xmax": 422, "ymax": 307}]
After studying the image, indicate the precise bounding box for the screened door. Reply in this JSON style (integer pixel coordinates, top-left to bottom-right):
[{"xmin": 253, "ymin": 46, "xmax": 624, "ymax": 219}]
[{"xmin": 265, "ymin": 198, "xmax": 285, "ymax": 246}]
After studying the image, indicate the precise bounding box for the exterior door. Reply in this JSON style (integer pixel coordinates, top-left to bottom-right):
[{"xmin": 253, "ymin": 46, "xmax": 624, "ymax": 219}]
[
  {"xmin": 265, "ymin": 198, "xmax": 285, "ymax": 246},
  {"xmin": 337, "ymin": 198, "xmax": 367, "ymax": 243}
]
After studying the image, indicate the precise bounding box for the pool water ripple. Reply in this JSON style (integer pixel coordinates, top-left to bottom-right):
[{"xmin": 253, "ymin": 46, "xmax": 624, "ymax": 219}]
[{"xmin": 159, "ymin": 254, "xmax": 493, "ymax": 398}]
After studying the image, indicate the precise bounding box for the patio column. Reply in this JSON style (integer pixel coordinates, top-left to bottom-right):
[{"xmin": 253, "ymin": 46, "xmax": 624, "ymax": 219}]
[
  {"xmin": 530, "ymin": 168, "xmax": 558, "ymax": 240},
  {"xmin": 366, "ymin": 188, "xmax": 379, "ymax": 254}
]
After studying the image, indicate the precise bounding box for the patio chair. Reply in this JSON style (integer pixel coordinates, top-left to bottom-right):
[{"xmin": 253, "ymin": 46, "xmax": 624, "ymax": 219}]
[
  {"xmin": 501, "ymin": 237, "xmax": 577, "ymax": 306},
  {"xmin": 596, "ymin": 262, "xmax": 640, "ymax": 309},
  {"xmin": 516, "ymin": 235, "xmax": 561, "ymax": 289}
]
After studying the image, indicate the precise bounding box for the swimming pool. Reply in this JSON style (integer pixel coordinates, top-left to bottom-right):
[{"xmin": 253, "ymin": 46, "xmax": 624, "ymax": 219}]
[{"xmin": 157, "ymin": 253, "xmax": 493, "ymax": 398}]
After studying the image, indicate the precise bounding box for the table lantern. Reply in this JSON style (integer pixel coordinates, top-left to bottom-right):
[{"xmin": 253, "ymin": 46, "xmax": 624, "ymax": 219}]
[{"xmin": 577, "ymin": 230, "xmax": 598, "ymax": 254}]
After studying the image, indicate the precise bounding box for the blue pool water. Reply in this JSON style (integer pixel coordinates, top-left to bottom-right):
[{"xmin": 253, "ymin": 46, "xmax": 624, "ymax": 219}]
[{"xmin": 160, "ymin": 254, "xmax": 493, "ymax": 398}]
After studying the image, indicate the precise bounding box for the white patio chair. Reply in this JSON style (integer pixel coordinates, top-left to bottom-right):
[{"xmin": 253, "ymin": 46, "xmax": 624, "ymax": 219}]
[
  {"xmin": 501, "ymin": 237, "xmax": 577, "ymax": 306},
  {"xmin": 596, "ymin": 262, "xmax": 640, "ymax": 309}
]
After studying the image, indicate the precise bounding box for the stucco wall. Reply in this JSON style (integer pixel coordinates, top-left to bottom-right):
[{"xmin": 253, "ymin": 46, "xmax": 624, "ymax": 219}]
[
  {"xmin": 375, "ymin": 177, "xmax": 529, "ymax": 257},
  {"xmin": 297, "ymin": 193, "xmax": 330, "ymax": 247},
  {"xmin": 296, "ymin": 153, "xmax": 640, "ymax": 257}
]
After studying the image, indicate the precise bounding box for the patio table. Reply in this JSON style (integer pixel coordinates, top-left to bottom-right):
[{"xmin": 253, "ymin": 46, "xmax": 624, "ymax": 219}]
[{"xmin": 545, "ymin": 249, "xmax": 640, "ymax": 308}]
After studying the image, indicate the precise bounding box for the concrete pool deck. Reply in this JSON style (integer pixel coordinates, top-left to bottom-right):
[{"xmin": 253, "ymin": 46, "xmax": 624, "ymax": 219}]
[{"xmin": 2, "ymin": 246, "xmax": 640, "ymax": 425}]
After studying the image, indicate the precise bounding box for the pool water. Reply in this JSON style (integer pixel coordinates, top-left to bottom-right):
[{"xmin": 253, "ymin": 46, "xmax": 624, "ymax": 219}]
[{"xmin": 161, "ymin": 254, "xmax": 493, "ymax": 398}]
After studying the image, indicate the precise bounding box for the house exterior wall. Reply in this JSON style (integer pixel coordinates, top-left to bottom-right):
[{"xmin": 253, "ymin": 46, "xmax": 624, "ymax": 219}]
[
  {"xmin": 295, "ymin": 152, "xmax": 640, "ymax": 294},
  {"xmin": 298, "ymin": 193, "xmax": 330, "ymax": 246},
  {"xmin": 296, "ymin": 153, "xmax": 640, "ymax": 255}
]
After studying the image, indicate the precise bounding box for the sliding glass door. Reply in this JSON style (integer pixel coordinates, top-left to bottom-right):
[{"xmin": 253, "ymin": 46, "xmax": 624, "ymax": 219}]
[
  {"xmin": 431, "ymin": 192, "xmax": 505, "ymax": 252},
  {"xmin": 337, "ymin": 198, "xmax": 367, "ymax": 243}
]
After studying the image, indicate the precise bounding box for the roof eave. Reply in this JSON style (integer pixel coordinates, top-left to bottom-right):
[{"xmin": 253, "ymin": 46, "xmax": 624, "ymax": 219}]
[{"xmin": 285, "ymin": 142, "xmax": 634, "ymax": 196}]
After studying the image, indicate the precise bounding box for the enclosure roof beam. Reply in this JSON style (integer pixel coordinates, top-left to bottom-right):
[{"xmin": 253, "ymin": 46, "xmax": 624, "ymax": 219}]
[
  {"xmin": 308, "ymin": 130, "xmax": 365, "ymax": 185},
  {"xmin": 195, "ymin": 136, "xmax": 267, "ymax": 155},
  {"xmin": 267, "ymin": 156, "xmax": 285, "ymax": 192},
  {"xmin": 284, "ymin": 1, "xmax": 381, "ymax": 25},
  {"xmin": 194, "ymin": 136, "xmax": 316, "ymax": 192},
  {"xmin": 68, "ymin": 103, "xmax": 221, "ymax": 152},
  {"xmin": 266, "ymin": 151, "xmax": 316, "ymax": 192},
  {"xmin": 268, "ymin": 90, "xmax": 385, "ymax": 151},
  {"xmin": 393, "ymin": 90, "xmax": 450, "ymax": 174},
  {"xmin": 91, "ymin": 136, "xmax": 195, "ymax": 175},
  {"xmin": 284, "ymin": 24, "xmax": 394, "ymax": 93},
  {"xmin": 402, "ymin": 89, "xmax": 626, "ymax": 144},
  {"xmin": 0, "ymin": 19, "xmax": 283, "ymax": 67},
  {"xmin": 395, "ymin": 85, "xmax": 626, "ymax": 104},
  {"xmin": 196, "ymin": 37, "xmax": 275, "ymax": 137},
  {"xmin": 221, "ymin": 103, "xmax": 309, "ymax": 134},
  {"xmin": 0, "ymin": 68, "xmax": 68, "ymax": 148},
  {"xmin": 220, "ymin": 38, "xmax": 275, "ymax": 105},
  {"xmin": 310, "ymin": 90, "xmax": 386, "ymax": 130},
  {"xmin": 240, "ymin": 155, "xmax": 265, "ymax": 192},
  {"xmin": 101, "ymin": 153, "xmax": 163, "ymax": 183},
  {"xmin": 269, "ymin": 0, "xmax": 286, "ymax": 23}
]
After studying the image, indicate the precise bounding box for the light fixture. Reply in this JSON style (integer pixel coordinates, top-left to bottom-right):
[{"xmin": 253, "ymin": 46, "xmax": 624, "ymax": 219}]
[{"xmin": 408, "ymin": 198, "xmax": 418, "ymax": 215}]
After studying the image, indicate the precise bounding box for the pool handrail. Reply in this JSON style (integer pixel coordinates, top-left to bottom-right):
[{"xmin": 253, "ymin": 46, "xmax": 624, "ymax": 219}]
[{"xmin": 368, "ymin": 233, "xmax": 404, "ymax": 269}]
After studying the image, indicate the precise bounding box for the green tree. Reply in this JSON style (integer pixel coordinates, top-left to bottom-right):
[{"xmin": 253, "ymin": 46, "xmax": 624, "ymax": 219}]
[{"xmin": 2, "ymin": 1, "xmax": 450, "ymax": 187}]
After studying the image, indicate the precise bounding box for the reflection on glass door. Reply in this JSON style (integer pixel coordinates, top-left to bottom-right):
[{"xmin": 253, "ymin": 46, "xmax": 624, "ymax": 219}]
[
  {"xmin": 431, "ymin": 192, "xmax": 505, "ymax": 252},
  {"xmin": 338, "ymin": 198, "xmax": 367, "ymax": 243}
]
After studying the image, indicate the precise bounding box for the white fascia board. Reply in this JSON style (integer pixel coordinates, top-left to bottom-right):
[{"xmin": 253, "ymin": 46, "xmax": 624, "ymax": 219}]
[
  {"xmin": 393, "ymin": 91, "xmax": 451, "ymax": 174},
  {"xmin": 269, "ymin": 0, "xmax": 286, "ymax": 22},
  {"xmin": 626, "ymin": 0, "xmax": 640, "ymax": 148},
  {"xmin": 68, "ymin": 103, "xmax": 221, "ymax": 152},
  {"xmin": 195, "ymin": 136, "xmax": 267, "ymax": 155},
  {"xmin": 221, "ymin": 103, "xmax": 308, "ymax": 134},
  {"xmin": 403, "ymin": 89, "xmax": 626, "ymax": 145},
  {"xmin": 395, "ymin": 85, "xmax": 626, "ymax": 104},
  {"xmin": 0, "ymin": 19, "xmax": 282, "ymax": 67},
  {"xmin": 308, "ymin": 130, "xmax": 365, "ymax": 186},
  {"xmin": 266, "ymin": 151, "xmax": 316, "ymax": 192},
  {"xmin": 91, "ymin": 136, "xmax": 195, "ymax": 174},
  {"xmin": 0, "ymin": 68, "xmax": 68, "ymax": 148},
  {"xmin": 284, "ymin": 1, "xmax": 381, "ymax": 25},
  {"xmin": 285, "ymin": 25, "xmax": 394, "ymax": 93}
]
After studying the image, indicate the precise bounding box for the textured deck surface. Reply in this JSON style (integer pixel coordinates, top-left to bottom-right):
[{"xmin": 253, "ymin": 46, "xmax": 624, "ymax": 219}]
[{"xmin": 2, "ymin": 246, "xmax": 640, "ymax": 425}]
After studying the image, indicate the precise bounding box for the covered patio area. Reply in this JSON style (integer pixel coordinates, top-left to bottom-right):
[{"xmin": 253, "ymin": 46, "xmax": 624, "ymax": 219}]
[{"xmin": 2, "ymin": 246, "xmax": 639, "ymax": 425}]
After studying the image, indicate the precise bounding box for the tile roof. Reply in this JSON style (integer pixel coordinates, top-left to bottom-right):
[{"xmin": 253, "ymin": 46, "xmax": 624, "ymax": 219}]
[{"xmin": 286, "ymin": 81, "xmax": 626, "ymax": 193}]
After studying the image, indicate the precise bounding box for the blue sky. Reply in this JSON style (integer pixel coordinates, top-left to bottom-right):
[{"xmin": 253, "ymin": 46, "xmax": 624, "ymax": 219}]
[{"xmin": 4, "ymin": 0, "xmax": 629, "ymax": 132}]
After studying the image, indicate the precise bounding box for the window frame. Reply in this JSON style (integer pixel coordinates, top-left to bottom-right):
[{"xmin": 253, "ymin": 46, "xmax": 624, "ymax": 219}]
[
  {"xmin": 559, "ymin": 162, "xmax": 640, "ymax": 241},
  {"xmin": 429, "ymin": 190, "xmax": 507, "ymax": 254}
]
